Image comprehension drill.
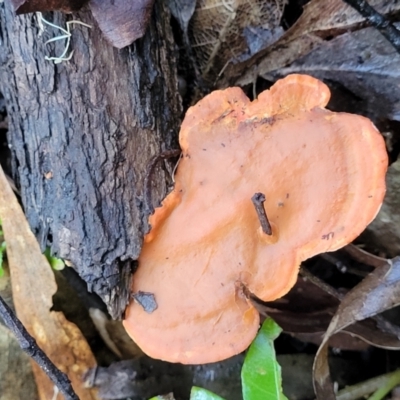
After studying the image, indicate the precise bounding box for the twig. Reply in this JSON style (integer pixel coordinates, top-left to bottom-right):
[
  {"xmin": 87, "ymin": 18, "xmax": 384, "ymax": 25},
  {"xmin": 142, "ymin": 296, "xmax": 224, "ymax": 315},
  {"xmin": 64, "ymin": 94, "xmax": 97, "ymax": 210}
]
[
  {"xmin": 319, "ymin": 253, "xmax": 347, "ymax": 273},
  {"xmin": 300, "ymin": 266, "xmax": 400, "ymax": 340},
  {"xmin": 299, "ymin": 266, "xmax": 343, "ymax": 300},
  {"xmin": 251, "ymin": 193, "xmax": 272, "ymax": 235},
  {"xmin": 320, "ymin": 252, "xmax": 371, "ymax": 277},
  {"xmin": 368, "ymin": 369, "xmax": 400, "ymax": 400},
  {"xmin": 336, "ymin": 369, "xmax": 400, "ymax": 400},
  {"xmin": 342, "ymin": 0, "xmax": 400, "ymax": 54},
  {"xmin": 143, "ymin": 149, "xmax": 181, "ymax": 215},
  {"xmin": 0, "ymin": 295, "xmax": 79, "ymax": 400},
  {"xmin": 343, "ymin": 244, "xmax": 388, "ymax": 268}
]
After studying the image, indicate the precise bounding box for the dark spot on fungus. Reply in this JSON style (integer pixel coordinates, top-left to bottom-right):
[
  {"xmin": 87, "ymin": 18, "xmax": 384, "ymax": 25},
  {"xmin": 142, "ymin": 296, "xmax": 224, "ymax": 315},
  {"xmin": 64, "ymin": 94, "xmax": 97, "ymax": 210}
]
[
  {"xmin": 322, "ymin": 232, "xmax": 335, "ymax": 240},
  {"xmin": 132, "ymin": 291, "xmax": 158, "ymax": 313},
  {"xmin": 212, "ymin": 109, "xmax": 234, "ymax": 124},
  {"xmin": 259, "ymin": 116, "xmax": 276, "ymax": 125}
]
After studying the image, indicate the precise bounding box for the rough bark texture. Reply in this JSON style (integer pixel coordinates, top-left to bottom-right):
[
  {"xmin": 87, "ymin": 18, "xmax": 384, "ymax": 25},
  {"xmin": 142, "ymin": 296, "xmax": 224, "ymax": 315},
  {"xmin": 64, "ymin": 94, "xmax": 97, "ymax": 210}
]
[{"xmin": 0, "ymin": 1, "xmax": 182, "ymax": 318}]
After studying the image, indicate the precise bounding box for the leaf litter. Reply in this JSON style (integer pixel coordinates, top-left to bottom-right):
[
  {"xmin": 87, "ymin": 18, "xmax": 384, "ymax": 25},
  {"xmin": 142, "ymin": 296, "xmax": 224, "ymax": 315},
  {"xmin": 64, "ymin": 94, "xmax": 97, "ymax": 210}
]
[
  {"xmin": 4, "ymin": 0, "xmax": 400, "ymax": 397},
  {"xmin": 189, "ymin": 0, "xmax": 286, "ymax": 84},
  {"xmin": 313, "ymin": 258, "xmax": 400, "ymax": 399},
  {"xmin": 264, "ymin": 23, "xmax": 400, "ymax": 122},
  {"xmin": 218, "ymin": 0, "xmax": 400, "ymax": 87}
]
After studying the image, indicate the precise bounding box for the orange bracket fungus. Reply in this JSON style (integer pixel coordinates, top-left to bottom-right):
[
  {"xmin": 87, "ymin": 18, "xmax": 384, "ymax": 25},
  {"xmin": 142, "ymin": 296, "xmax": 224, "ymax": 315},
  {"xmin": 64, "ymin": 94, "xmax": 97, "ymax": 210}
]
[{"xmin": 123, "ymin": 74, "xmax": 388, "ymax": 364}]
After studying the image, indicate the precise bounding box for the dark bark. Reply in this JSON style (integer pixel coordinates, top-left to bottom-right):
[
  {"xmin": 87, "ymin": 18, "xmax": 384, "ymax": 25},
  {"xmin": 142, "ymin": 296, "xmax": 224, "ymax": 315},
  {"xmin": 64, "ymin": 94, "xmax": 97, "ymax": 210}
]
[{"xmin": 0, "ymin": 1, "xmax": 182, "ymax": 318}]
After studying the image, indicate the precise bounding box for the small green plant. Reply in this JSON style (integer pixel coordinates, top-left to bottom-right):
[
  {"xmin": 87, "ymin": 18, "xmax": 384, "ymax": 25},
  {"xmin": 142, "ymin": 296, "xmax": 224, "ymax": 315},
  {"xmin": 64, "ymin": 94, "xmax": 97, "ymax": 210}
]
[
  {"xmin": 0, "ymin": 218, "xmax": 63, "ymax": 273},
  {"xmin": 43, "ymin": 248, "xmax": 65, "ymax": 271},
  {"xmin": 188, "ymin": 387, "xmax": 225, "ymax": 400},
  {"xmin": 150, "ymin": 317, "xmax": 287, "ymax": 400}
]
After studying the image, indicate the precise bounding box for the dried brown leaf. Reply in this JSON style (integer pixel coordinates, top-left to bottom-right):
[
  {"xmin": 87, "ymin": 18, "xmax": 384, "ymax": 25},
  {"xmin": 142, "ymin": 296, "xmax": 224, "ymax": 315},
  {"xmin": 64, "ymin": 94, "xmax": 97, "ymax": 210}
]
[
  {"xmin": 367, "ymin": 157, "xmax": 400, "ymax": 257},
  {"xmin": 313, "ymin": 258, "xmax": 400, "ymax": 399},
  {"xmin": 257, "ymin": 277, "xmax": 398, "ymax": 351},
  {"xmin": 344, "ymin": 319, "xmax": 400, "ymax": 350},
  {"xmin": 293, "ymin": 331, "xmax": 369, "ymax": 351},
  {"xmin": 190, "ymin": 0, "xmax": 285, "ymax": 84},
  {"xmin": 0, "ymin": 165, "xmax": 98, "ymax": 400},
  {"xmin": 329, "ymin": 260, "xmax": 400, "ymax": 329},
  {"xmin": 254, "ymin": 278, "xmax": 339, "ymax": 334},
  {"xmin": 222, "ymin": 0, "xmax": 400, "ymax": 86},
  {"xmin": 12, "ymin": 0, "xmax": 86, "ymax": 14},
  {"xmin": 88, "ymin": 0, "xmax": 155, "ymax": 49},
  {"xmin": 264, "ymin": 24, "xmax": 400, "ymax": 122},
  {"xmin": 167, "ymin": 0, "xmax": 196, "ymax": 34},
  {"xmin": 314, "ymin": 344, "xmax": 335, "ymax": 400}
]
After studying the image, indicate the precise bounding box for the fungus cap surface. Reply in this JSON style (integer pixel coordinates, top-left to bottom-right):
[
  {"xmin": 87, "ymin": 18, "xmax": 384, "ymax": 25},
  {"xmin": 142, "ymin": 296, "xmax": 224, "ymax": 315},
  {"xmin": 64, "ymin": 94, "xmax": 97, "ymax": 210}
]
[{"xmin": 123, "ymin": 74, "xmax": 388, "ymax": 364}]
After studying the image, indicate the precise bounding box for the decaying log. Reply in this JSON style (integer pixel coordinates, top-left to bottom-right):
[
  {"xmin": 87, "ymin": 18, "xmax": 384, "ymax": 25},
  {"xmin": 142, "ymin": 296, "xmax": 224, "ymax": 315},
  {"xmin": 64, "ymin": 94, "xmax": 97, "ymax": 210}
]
[{"xmin": 0, "ymin": 1, "xmax": 182, "ymax": 318}]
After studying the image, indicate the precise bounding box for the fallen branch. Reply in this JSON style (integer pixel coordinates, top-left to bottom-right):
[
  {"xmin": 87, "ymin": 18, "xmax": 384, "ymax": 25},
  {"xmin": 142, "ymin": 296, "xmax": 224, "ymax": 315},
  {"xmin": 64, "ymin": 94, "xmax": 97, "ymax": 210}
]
[{"xmin": 342, "ymin": 0, "xmax": 400, "ymax": 53}]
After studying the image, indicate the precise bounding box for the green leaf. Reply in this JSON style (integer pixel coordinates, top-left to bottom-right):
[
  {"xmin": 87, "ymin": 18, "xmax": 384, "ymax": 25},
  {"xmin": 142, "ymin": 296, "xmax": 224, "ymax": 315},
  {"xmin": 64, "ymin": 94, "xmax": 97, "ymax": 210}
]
[
  {"xmin": 190, "ymin": 387, "xmax": 225, "ymax": 400},
  {"xmin": 241, "ymin": 317, "xmax": 288, "ymax": 400}
]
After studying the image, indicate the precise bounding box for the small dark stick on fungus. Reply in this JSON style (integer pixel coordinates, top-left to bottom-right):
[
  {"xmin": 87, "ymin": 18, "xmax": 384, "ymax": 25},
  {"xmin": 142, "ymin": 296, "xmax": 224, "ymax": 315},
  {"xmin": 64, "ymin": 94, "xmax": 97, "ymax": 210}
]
[{"xmin": 251, "ymin": 192, "xmax": 273, "ymax": 235}]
